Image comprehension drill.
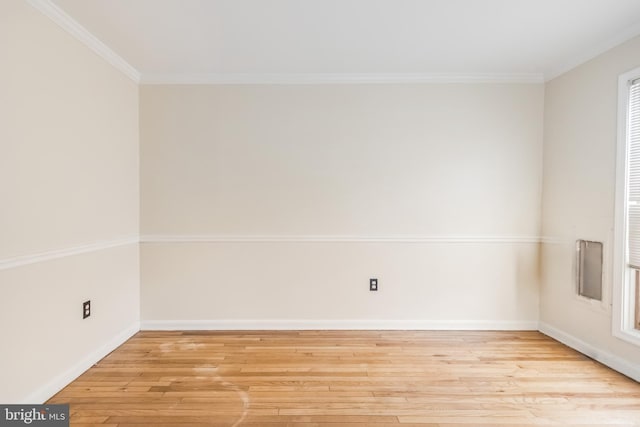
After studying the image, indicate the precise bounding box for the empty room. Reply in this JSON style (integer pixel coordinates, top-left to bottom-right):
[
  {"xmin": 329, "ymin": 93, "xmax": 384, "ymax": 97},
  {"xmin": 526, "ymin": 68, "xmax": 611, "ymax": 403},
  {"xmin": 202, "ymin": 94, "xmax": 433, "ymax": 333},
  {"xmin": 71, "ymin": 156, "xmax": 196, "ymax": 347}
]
[{"xmin": 3, "ymin": 0, "xmax": 640, "ymax": 425}]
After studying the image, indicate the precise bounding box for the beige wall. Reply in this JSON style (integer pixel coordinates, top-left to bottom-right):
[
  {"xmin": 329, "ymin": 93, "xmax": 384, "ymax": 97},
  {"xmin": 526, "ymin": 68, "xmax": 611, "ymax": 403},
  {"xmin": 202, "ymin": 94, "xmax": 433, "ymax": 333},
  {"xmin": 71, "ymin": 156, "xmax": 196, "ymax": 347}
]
[
  {"xmin": 541, "ymin": 35, "xmax": 640, "ymax": 371},
  {"xmin": 141, "ymin": 242, "xmax": 539, "ymax": 326},
  {"xmin": 0, "ymin": 1, "xmax": 139, "ymax": 402},
  {"xmin": 141, "ymin": 84, "xmax": 543, "ymax": 236},
  {"xmin": 140, "ymin": 84, "xmax": 544, "ymax": 325}
]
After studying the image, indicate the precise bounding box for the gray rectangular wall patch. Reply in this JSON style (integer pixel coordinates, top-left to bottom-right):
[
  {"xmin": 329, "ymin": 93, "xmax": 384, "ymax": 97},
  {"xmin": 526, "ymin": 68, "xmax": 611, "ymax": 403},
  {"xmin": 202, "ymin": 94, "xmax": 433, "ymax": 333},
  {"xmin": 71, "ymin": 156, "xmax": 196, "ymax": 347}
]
[{"xmin": 576, "ymin": 239, "xmax": 603, "ymax": 301}]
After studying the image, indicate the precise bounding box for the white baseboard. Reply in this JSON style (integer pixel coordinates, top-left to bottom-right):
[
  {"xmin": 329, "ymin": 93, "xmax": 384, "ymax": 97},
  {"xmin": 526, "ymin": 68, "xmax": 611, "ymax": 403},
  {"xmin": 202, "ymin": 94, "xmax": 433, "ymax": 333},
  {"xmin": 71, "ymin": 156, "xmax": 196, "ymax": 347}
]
[
  {"xmin": 22, "ymin": 322, "xmax": 140, "ymax": 404},
  {"xmin": 141, "ymin": 319, "xmax": 539, "ymax": 331},
  {"xmin": 538, "ymin": 321, "xmax": 640, "ymax": 382}
]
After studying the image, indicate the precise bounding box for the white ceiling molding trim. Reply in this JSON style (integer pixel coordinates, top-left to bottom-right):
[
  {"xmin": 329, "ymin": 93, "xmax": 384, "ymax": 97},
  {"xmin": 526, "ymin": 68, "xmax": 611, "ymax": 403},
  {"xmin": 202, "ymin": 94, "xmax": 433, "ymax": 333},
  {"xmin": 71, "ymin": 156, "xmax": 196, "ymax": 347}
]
[
  {"xmin": 545, "ymin": 20, "xmax": 640, "ymax": 81},
  {"xmin": 140, "ymin": 72, "xmax": 544, "ymax": 85},
  {"xmin": 140, "ymin": 235, "xmax": 542, "ymax": 244},
  {"xmin": 26, "ymin": 0, "xmax": 141, "ymax": 83}
]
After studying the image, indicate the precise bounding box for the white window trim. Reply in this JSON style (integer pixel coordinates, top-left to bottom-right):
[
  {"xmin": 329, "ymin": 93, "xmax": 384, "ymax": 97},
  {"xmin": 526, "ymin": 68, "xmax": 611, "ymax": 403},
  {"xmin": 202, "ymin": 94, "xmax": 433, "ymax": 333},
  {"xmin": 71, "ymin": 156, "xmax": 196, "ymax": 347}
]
[{"xmin": 613, "ymin": 66, "xmax": 640, "ymax": 347}]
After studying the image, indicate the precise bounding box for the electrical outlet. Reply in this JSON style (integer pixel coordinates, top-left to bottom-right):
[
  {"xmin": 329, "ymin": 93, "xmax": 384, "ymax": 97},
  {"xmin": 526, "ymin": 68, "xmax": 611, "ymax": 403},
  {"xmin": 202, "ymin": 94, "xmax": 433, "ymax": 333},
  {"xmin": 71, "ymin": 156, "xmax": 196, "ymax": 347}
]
[
  {"xmin": 83, "ymin": 300, "xmax": 91, "ymax": 319},
  {"xmin": 370, "ymin": 278, "xmax": 378, "ymax": 291}
]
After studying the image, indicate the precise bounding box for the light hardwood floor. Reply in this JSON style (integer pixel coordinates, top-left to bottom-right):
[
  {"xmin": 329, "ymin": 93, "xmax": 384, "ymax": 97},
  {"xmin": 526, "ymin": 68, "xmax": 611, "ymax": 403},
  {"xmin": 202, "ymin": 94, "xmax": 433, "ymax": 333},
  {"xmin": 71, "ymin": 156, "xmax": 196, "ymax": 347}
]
[{"xmin": 48, "ymin": 331, "xmax": 640, "ymax": 426}]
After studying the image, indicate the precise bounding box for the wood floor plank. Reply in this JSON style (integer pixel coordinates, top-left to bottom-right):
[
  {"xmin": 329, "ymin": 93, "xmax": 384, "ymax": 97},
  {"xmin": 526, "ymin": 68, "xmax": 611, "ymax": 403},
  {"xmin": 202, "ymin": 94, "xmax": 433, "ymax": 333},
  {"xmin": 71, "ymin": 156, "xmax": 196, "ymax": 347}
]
[{"xmin": 47, "ymin": 331, "xmax": 640, "ymax": 426}]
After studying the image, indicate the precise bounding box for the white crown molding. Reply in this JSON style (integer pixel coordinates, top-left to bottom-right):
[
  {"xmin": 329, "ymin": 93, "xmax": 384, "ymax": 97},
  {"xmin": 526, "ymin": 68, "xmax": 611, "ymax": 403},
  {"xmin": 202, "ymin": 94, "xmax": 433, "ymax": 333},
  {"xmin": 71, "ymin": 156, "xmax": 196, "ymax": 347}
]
[
  {"xmin": 0, "ymin": 236, "xmax": 139, "ymax": 271},
  {"xmin": 21, "ymin": 322, "xmax": 139, "ymax": 404},
  {"xmin": 141, "ymin": 319, "xmax": 539, "ymax": 331},
  {"xmin": 545, "ymin": 20, "xmax": 640, "ymax": 82},
  {"xmin": 140, "ymin": 234, "xmax": 542, "ymax": 244},
  {"xmin": 26, "ymin": 0, "xmax": 141, "ymax": 83},
  {"xmin": 539, "ymin": 322, "xmax": 640, "ymax": 383},
  {"xmin": 139, "ymin": 72, "xmax": 544, "ymax": 85}
]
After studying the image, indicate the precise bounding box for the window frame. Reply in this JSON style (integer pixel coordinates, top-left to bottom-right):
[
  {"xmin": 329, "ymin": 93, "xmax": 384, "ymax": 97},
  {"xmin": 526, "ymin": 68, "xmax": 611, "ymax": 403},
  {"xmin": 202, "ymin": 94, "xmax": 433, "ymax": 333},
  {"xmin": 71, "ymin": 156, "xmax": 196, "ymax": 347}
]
[{"xmin": 613, "ymin": 66, "xmax": 640, "ymax": 347}]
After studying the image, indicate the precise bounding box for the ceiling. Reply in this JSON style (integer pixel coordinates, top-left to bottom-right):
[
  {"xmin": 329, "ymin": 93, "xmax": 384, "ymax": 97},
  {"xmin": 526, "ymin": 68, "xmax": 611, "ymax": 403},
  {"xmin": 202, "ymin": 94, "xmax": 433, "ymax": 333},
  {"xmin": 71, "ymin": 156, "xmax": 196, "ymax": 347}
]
[{"xmin": 40, "ymin": 0, "xmax": 640, "ymax": 83}]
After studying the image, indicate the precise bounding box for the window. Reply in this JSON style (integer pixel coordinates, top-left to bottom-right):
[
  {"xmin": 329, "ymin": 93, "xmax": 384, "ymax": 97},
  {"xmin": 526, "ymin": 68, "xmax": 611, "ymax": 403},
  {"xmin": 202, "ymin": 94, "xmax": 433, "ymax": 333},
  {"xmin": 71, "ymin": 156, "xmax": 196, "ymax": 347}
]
[
  {"xmin": 613, "ymin": 67, "xmax": 640, "ymax": 345},
  {"xmin": 635, "ymin": 270, "xmax": 640, "ymax": 330}
]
